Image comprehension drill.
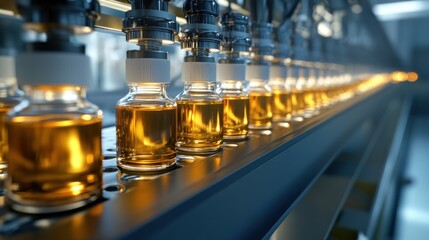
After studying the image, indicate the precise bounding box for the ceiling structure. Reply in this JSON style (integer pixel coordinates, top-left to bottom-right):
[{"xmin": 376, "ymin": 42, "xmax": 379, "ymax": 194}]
[{"xmin": 371, "ymin": 0, "xmax": 429, "ymax": 76}]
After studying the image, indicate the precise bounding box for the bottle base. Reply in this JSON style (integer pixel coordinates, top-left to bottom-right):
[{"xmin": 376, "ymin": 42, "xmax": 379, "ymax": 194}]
[
  {"xmin": 272, "ymin": 117, "xmax": 291, "ymax": 122},
  {"xmin": 117, "ymin": 158, "xmax": 176, "ymax": 173},
  {"xmin": 6, "ymin": 193, "xmax": 101, "ymax": 214},
  {"xmin": 177, "ymin": 145, "xmax": 223, "ymax": 155},
  {"xmin": 223, "ymin": 134, "xmax": 248, "ymax": 140},
  {"xmin": 248, "ymin": 124, "xmax": 272, "ymax": 130}
]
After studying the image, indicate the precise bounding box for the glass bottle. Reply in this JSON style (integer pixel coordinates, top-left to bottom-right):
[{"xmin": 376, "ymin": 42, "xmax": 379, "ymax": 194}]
[
  {"xmin": 116, "ymin": 82, "xmax": 176, "ymax": 172},
  {"xmin": 292, "ymin": 64, "xmax": 307, "ymax": 117},
  {"xmin": 303, "ymin": 65, "xmax": 319, "ymax": 115},
  {"xmin": 216, "ymin": 79, "xmax": 249, "ymax": 140},
  {"xmin": 6, "ymin": 84, "xmax": 103, "ymax": 214},
  {"xmin": 0, "ymin": 56, "xmax": 23, "ymax": 175},
  {"xmin": 269, "ymin": 64, "xmax": 291, "ymax": 122},
  {"xmin": 176, "ymin": 80, "xmax": 223, "ymax": 154},
  {"xmin": 246, "ymin": 64, "xmax": 273, "ymax": 130},
  {"xmin": 6, "ymin": 51, "xmax": 103, "ymax": 214}
]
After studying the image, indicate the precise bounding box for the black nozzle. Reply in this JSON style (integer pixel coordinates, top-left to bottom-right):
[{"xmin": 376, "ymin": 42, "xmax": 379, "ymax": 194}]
[
  {"xmin": 220, "ymin": 12, "xmax": 251, "ymax": 54},
  {"xmin": 180, "ymin": 0, "xmax": 222, "ymax": 55}
]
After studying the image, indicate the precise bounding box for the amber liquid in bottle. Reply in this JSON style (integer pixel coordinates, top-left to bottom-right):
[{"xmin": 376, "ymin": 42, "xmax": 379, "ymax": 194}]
[
  {"xmin": 177, "ymin": 100, "xmax": 223, "ymax": 153},
  {"xmin": 116, "ymin": 106, "xmax": 176, "ymax": 171},
  {"xmin": 6, "ymin": 115, "xmax": 102, "ymax": 213},
  {"xmin": 272, "ymin": 90, "xmax": 292, "ymax": 121},
  {"xmin": 0, "ymin": 104, "xmax": 16, "ymax": 170},
  {"xmin": 223, "ymin": 96, "xmax": 249, "ymax": 139},
  {"xmin": 290, "ymin": 91, "xmax": 305, "ymax": 116},
  {"xmin": 304, "ymin": 89, "xmax": 317, "ymax": 110},
  {"xmin": 249, "ymin": 92, "xmax": 273, "ymax": 129}
]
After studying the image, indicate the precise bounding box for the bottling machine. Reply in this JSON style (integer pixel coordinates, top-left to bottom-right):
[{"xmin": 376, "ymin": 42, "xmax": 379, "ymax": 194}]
[{"xmin": 0, "ymin": 0, "xmax": 413, "ymax": 239}]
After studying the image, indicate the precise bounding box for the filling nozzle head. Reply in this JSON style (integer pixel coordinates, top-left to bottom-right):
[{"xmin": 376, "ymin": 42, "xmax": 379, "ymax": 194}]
[
  {"xmin": 248, "ymin": 22, "xmax": 274, "ymax": 66},
  {"xmin": 180, "ymin": 0, "xmax": 222, "ymax": 61},
  {"xmin": 122, "ymin": 0, "xmax": 178, "ymax": 47},
  {"xmin": 16, "ymin": 0, "xmax": 100, "ymax": 53},
  {"xmin": 219, "ymin": 12, "xmax": 251, "ymax": 64},
  {"xmin": 17, "ymin": 0, "xmax": 99, "ymax": 35}
]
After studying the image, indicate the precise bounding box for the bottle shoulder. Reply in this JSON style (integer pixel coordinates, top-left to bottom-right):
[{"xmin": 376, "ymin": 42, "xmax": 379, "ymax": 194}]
[
  {"xmin": 117, "ymin": 92, "xmax": 176, "ymax": 108},
  {"xmin": 175, "ymin": 89, "xmax": 223, "ymax": 102},
  {"xmin": 7, "ymin": 99, "xmax": 103, "ymax": 120}
]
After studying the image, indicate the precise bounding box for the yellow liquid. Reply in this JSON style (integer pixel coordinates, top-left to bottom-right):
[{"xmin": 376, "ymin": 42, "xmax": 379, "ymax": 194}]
[
  {"xmin": 304, "ymin": 90, "xmax": 317, "ymax": 110},
  {"xmin": 116, "ymin": 106, "xmax": 177, "ymax": 172},
  {"xmin": 290, "ymin": 91, "xmax": 306, "ymax": 116},
  {"xmin": 177, "ymin": 100, "xmax": 223, "ymax": 153},
  {"xmin": 320, "ymin": 89, "xmax": 330, "ymax": 107},
  {"xmin": 6, "ymin": 115, "xmax": 102, "ymax": 213},
  {"xmin": 272, "ymin": 90, "xmax": 292, "ymax": 121},
  {"xmin": 249, "ymin": 92, "xmax": 272, "ymax": 129},
  {"xmin": 0, "ymin": 104, "xmax": 15, "ymax": 170},
  {"xmin": 223, "ymin": 96, "xmax": 249, "ymax": 139}
]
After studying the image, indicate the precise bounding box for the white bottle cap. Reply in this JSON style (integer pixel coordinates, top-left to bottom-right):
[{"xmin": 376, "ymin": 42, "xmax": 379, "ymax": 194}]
[
  {"xmin": 217, "ymin": 63, "xmax": 246, "ymax": 82},
  {"xmin": 270, "ymin": 65, "xmax": 287, "ymax": 79},
  {"xmin": 0, "ymin": 55, "xmax": 17, "ymax": 86},
  {"xmin": 126, "ymin": 58, "xmax": 170, "ymax": 83},
  {"xmin": 16, "ymin": 52, "xmax": 91, "ymax": 86},
  {"xmin": 182, "ymin": 62, "xmax": 216, "ymax": 82},
  {"xmin": 246, "ymin": 64, "xmax": 269, "ymax": 81}
]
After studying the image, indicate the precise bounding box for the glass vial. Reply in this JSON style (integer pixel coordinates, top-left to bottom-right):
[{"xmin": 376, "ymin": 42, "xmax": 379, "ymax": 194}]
[
  {"xmin": 246, "ymin": 64, "xmax": 273, "ymax": 130},
  {"xmin": 216, "ymin": 76, "xmax": 249, "ymax": 140},
  {"xmin": 303, "ymin": 65, "xmax": 319, "ymax": 115},
  {"xmin": 289, "ymin": 64, "xmax": 306, "ymax": 118},
  {"xmin": 0, "ymin": 56, "xmax": 23, "ymax": 175},
  {"xmin": 269, "ymin": 64, "xmax": 290, "ymax": 122},
  {"xmin": 116, "ymin": 59, "xmax": 176, "ymax": 172},
  {"xmin": 6, "ymin": 52, "xmax": 103, "ymax": 214},
  {"xmin": 176, "ymin": 62, "xmax": 223, "ymax": 153}
]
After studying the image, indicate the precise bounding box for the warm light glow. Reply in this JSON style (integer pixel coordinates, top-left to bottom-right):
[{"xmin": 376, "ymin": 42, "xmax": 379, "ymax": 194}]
[
  {"xmin": 81, "ymin": 114, "xmax": 93, "ymax": 121},
  {"xmin": 391, "ymin": 71, "xmax": 408, "ymax": 82},
  {"xmin": 99, "ymin": 0, "xmax": 131, "ymax": 11},
  {"xmin": 373, "ymin": 1, "xmax": 429, "ymax": 21},
  {"xmin": 407, "ymin": 72, "xmax": 419, "ymax": 82},
  {"xmin": 69, "ymin": 182, "xmax": 85, "ymax": 196}
]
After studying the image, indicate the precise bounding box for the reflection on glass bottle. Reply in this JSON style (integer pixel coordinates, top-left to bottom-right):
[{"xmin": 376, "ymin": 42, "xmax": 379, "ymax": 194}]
[
  {"xmin": 269, "ymin": 65, "xmax": 290, "ymax": 122},
  {"xmin": 248, "ymin": 79, "xmax": 273, "ymax": 130},
  {"xmin": 7, "ymin": 84, "xmax": 103, "ymax": 214},
  {"xmin": 116, "ymin": 83, "xmax": 177, "ymax": 172},
  {"xmin": 217, "ymin": 80, "xmax": 249, "ymax": 140},
  {"xmin": 176, "ymin": 82, "xmax": 223, "ymax": 153}
]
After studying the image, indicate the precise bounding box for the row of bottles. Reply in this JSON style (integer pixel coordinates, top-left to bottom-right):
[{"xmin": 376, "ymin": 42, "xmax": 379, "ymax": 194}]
[{"xmin": 0, "ymin": 0, "xmax": 399, "ymax": 215}]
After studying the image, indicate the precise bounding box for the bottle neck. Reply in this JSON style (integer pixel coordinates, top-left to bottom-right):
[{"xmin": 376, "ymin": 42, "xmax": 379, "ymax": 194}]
[
  {"xmin": 128, "ymin": 83, "xmax": 168, "ymax": 95},
  {"xmin": 218, "ymin": 80, "xmax": 244, "ymax": 90},
  {"xmin": 24, "ymin": 85, "xmax": 86, "ymax": 103},
  {"xmin": 184, "ymin": 81, "xmax": 216, "ymax": 92}
]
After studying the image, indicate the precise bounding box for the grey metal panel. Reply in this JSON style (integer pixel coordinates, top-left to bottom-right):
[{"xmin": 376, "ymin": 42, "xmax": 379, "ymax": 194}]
[
  {"xmin": 335, "ymin": 93, "xmax": 412, "ymax": 238},
  {"xmin": 264, "ymin": 88, "xmax": 407, "ymax": 240},
  {"xmin": 268, "ymin": 175, "xmax": 351, "ymax": 240}
]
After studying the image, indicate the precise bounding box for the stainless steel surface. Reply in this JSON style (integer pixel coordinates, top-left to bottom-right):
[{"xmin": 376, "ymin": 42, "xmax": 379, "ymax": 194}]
[{"xmin": 394, "ymin": 116, "xmax": 429, "ymax": 240}]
